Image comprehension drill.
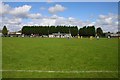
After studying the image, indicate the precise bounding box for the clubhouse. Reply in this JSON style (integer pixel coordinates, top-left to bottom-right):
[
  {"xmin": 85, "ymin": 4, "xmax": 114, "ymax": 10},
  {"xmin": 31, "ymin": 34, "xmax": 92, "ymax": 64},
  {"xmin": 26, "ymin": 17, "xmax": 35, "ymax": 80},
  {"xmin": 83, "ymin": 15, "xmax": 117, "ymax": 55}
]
[{"xmin": 7, "ymin": 31, "xmax": 72, "ymax": 38}]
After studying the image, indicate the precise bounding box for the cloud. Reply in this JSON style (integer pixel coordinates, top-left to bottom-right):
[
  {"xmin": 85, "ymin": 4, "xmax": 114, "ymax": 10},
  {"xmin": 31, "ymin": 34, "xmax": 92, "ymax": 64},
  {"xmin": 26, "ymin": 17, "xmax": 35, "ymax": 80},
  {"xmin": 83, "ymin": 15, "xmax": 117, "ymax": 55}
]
[
  {"xmin": 0, "ymin": 16, "xmax": 22, "ymax": 31},
  {"xmin": 0, "ymin": 2, "xmax": 42, "ymax": 31},
  {"xmin": 27, "ymin": 13, "xmax": 42, "ymax": 19},
  {"xmin": 9, "ymin": 5, "xmax": 41, "ymax": 19},
  {"xmin": 9, "ymin": 5, "xmax": 31, "ymax": 17},
  {"xmin": 95, "ymin": 13, "xmax": 118, "ymax": 32},
  {"xmin": 1, "ymin": 12, "xmax": 118, "ymax": 33},
  {"xmin": 0, "ymin": 2, "xmax": 11, "ymax": 15},
  {"xmin": 24, "ymin": 15, "xmax": 84, "ymax": 29},
  {"xmin": 21, "ymin": 14, "xmax": 112, "ymax": 33},
  {"xmin": 48, "ymin": 14, "xmax": 118, "ymax": 33},
  {"xmin": 48, "ymin": 4, "xmax": 66, "ymax": 14},
  {"xmin": 3, "ymin": 17, "xmax": 22, "ymax": 25},
  {"xmin": 0, "ymin": 2, "xmax": 118, "ymax": 33},
  {"xmin": 0, "ymin": 2, "xmax": 42, "ymax": 19}
]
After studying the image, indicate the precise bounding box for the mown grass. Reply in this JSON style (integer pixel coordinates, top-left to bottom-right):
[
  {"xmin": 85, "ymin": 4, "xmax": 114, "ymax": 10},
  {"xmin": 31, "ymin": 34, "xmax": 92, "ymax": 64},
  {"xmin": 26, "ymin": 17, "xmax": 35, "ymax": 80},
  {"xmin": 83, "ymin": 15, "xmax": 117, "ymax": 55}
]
[{"xmin": 2, "ymin": 37, "xmax": 118, "ymax": 78}]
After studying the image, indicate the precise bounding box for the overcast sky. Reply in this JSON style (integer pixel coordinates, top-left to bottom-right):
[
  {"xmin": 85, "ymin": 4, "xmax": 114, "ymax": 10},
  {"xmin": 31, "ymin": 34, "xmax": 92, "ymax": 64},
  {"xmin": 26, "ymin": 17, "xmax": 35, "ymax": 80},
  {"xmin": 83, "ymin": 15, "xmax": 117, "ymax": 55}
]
[{"xmin": 0, "ymin": 2, "xmax": 118, "ymax": 33}]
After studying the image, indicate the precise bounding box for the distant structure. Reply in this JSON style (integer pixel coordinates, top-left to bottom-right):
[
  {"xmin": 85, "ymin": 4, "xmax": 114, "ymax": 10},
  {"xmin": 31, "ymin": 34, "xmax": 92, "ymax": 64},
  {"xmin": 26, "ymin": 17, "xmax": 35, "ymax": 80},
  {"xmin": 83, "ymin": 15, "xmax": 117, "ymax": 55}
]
[
  {"xmin": 5, "ymin": 31, "xmax": 72, "ymax": 38},
  {"xmin": 110, "ymin": 33, "xmax": 120, "ymax": 38},
  {"xmin": 8, "ymin": 32, "xmax": 22, "ymax": 37},
  {"xmin": 49, "ymin": 32, "xmax": 71, "ymax": 38},
  {"xmin": 105, "ymin": 32, "xmax": 120, "ymax": 38}
]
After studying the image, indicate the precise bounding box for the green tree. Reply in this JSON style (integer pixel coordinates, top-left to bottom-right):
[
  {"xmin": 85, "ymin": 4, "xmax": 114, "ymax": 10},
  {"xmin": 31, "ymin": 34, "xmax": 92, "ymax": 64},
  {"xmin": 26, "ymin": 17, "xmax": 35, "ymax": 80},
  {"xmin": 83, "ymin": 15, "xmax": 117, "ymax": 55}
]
[
  {"xmin": 82, "ymin": 26, "xmax": 87, "ymax": 36},
  {"xmin": 79, "ymin": 28, "xmax": 83, "ymax": 36},
  {"xmin": 70, "ymin": 26, "xmax": 78, "ymax": 37},
  {"xmin": 22, "ymin": 25, "xmax": 78, "ymax": 36},
  {"xmin": 79, "ymin": 26, "xmax": 95, "ymax": 37},
  {"xmin": 90, "ymin": 26, "xmax": 95, "ymax": 37},
  {"xmin": 96, "ymin": 27, "xmax": 103, "ymax": 36},
  {"xmin": 2, "ymin": 26, "xmax": 8, "ymax": 36}
]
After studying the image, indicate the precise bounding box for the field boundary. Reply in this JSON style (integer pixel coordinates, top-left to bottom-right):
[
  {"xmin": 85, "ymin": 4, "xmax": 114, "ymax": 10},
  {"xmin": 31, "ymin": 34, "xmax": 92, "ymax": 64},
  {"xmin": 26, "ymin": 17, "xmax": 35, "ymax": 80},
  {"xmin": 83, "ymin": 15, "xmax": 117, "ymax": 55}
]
[{"xmin": 0, "ymin": 70, "xmax": 118, "ymax": 73}]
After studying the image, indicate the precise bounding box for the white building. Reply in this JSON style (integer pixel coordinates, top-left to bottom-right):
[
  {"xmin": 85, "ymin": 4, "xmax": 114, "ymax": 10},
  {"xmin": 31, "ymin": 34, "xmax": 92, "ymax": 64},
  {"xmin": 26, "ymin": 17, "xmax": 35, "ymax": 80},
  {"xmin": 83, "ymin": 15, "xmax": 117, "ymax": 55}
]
[
  {"xmin": 8, "ymin": 32, "xmax": 22, "ymax": 37},
  {"xmin": 49, "ymin": 34, "xmax": 54, "ymax": 38},
  {"xmin": 49, "ymin": 32, "xmax": 71, "ymax": 38},
  {"xmin": 110, "ymin": 33, "xmax": 120, "ymax": 37},
  {"xmin": 105, "ymin": 33, "xmax": 120, "ymax": 38}
]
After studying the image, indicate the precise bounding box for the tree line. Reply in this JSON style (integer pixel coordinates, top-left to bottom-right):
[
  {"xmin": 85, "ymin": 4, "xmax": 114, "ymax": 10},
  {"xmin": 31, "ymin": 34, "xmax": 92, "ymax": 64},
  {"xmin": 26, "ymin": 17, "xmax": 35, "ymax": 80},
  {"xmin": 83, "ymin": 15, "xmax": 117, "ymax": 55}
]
[
  {"xmin": 79, "ymin": 26, "xmax": 103, "ymax": 37},
  {"xmin": 2, "ymin": 25, "xmax": 103, "ymax": 37},
  {"xmin": 22, "ymin": 25, "xmax": 103, "ymax": 37},
  {"xmin": 22, "ymin": 26, "xmax": 78, "ymax": 37}
]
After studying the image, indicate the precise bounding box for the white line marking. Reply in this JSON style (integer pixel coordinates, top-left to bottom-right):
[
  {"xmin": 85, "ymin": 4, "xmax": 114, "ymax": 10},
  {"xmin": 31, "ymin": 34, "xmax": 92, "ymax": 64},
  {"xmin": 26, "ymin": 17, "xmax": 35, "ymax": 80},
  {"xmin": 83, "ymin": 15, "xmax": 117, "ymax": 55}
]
[{"xmin": 0, "ymin": 70, "xmax": 118, "ymax": 73}]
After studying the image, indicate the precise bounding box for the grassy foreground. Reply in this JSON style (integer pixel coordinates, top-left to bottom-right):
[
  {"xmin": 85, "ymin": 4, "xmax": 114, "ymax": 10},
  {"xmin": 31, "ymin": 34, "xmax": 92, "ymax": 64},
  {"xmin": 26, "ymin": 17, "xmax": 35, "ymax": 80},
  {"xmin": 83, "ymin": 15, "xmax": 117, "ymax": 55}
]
[{"xmin": 2, "ymin": 37, "xmax": 118, "ymax": 78}]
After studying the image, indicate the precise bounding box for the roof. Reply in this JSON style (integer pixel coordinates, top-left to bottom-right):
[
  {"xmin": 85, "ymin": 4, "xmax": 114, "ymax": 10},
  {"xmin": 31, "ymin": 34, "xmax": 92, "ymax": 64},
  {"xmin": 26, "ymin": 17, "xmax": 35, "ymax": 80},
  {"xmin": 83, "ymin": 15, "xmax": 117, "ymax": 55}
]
[
  {"xmin": 8, "ymin": 32, "xmax": 21, "ymax": 35},
  {"xmin": 16, "ymin": 32, "xmax": 21, "ymax": 34}
]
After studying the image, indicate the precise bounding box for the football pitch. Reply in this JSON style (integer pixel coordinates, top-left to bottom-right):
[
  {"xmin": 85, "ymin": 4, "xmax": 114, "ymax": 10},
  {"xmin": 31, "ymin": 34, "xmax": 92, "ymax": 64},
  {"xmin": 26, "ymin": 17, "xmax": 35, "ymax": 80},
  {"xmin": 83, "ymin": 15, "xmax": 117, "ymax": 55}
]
[{"xmin": 2, "ymin": 37, "xmax": 118, "ymax": 78}]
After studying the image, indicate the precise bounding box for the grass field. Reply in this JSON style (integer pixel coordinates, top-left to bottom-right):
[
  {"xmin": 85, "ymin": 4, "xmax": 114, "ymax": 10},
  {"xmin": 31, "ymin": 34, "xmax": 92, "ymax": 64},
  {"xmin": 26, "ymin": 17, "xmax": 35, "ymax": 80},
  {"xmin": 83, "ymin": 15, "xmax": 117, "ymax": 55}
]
[{"xmin": 2, "ymin": 37, "xmax": 118, "ymax": 78}]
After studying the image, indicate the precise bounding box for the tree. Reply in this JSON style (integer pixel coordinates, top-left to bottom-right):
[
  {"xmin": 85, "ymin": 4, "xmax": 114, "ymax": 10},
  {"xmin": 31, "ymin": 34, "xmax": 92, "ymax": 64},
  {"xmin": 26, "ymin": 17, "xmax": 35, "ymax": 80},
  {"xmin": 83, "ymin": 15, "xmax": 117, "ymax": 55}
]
[
  {"xmin": 2, "ymin": 26, "xmax": 8, "ymax": 36},
  {"xmin": 83, "ymin": 26, "xmax": 88, "ymax": 36},
  {"xmin": 79, "ymin": 28, "xmax": 83, "ymax": 36},
  {"xmin": 70, "ymin": 26, "xmax": 78, "ymax": 37},
  {"xmin": 90, "ymin": 26, "xmax": 95, "ymax": 37},
  {"xmin": 96, "ymin": 27, "xmax": 103, "ymax": 36},
  {"xmin": 79, "ymin": 26, "xmax": 95, "ymax": 37}
]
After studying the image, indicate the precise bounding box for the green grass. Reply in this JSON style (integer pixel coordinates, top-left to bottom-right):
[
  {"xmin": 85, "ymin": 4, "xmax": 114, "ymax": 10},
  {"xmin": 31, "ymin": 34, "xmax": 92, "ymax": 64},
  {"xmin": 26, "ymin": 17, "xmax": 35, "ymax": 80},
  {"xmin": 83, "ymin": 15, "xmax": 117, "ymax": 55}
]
[{"xmin": 2, "ymin": 37, "xmax": 118, "ymax": 78}]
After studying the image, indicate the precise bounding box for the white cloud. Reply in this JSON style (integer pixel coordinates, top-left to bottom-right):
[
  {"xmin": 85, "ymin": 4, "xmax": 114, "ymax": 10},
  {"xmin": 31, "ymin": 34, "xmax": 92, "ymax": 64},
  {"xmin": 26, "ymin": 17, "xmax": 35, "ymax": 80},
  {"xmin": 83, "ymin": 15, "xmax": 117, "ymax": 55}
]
[
  {"xmin": 27, "ymin": 13, "xmax": 42, "ymax": 19},
  {"xmin": 22, "ymin": 15, "xmax": 96, "ymax": 31},
  {"xmin": 68, "ymin": 17, "xmax": 75, "ymax": 21},
  {"xmin": 99, "ymin": 15, "xmax": 107, "ymax": 19},
  {"xmin": 95, "ymin": 13, "xmax": 118, "ymax": 32},
  {"xmin": 0, "ymin": 2, "xmax": 42, "ymax": 19},
  {"xmin": 7, "ymin": 24, "xmax": 22, "ymax": 32},
  {"xmin": 0, "ymin": 2, "xmax": 11, "ymax": 15},
  {"xmin": 10, "ymin": 5, "xmax": 31, "ymax": 17},
  {"xmin": 9, "ymin": 5, "xmax": 41, "ymax": 19},
  {"xmin": 0, "ymin": 2, "xmax": 43, "ymax": 31},
  {"xmin": 24, "ymin": 15, "xmax": 84, "ymax": 29},
  {"xmin": 0, "ymin": 16, "xmax": 22, "ymax": 31},
  {"xmin": 40, "ymin": 18, "xmax": 56, "ymax": 26},
  {"xmin": 1, "ymin": 13, "xmax": 118, "ymax": 33},
  {"xmin": 48, "ymin": 4, "xmax": 66, "ymax": 14},
  {"xmin": 0, "ymin": 2, "xmax": 118, "ymax": 33},
  {"xmin": 5, "ymin": 18, "xmax": 22, "ymax": 25}
]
